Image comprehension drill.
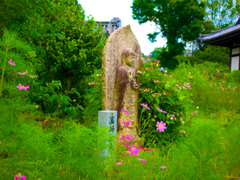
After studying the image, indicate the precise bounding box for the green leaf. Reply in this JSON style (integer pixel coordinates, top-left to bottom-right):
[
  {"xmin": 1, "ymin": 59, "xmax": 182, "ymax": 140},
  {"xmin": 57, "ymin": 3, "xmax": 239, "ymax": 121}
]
[{"xmin": 167, "ymin": 96, "xmax": 176, "ymax": 105}]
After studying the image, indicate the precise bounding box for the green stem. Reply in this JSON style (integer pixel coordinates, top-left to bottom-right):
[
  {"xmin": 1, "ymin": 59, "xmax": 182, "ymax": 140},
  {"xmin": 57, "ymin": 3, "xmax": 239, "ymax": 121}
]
[{"xmin": 0, "ymin": 48, "xmax": 8, "ymax": 98}]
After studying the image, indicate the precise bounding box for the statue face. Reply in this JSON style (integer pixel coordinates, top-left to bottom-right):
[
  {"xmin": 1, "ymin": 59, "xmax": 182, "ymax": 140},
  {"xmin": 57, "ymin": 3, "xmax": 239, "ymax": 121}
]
[{"xmin": 125, "ymin": 54, "xmax": 135, "ymax": 66}]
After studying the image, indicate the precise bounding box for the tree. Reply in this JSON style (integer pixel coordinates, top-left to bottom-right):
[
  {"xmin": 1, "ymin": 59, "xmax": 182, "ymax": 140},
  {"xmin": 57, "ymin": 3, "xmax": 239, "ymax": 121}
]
[
  {"xmin": 0, "ymin": 0, "xmax": 44, "ymax": 35},
  {"xmin": 203, "ymin": 0, "xmax": 240, "ymax": 29},
  {"xmin": 18, "ymin": 0, "xmax": 106, "ymax": 91},
  {"xmin": 131, "ymin": 0, "xmax": 205, "ymax": 69},
  {"xmin": 150, "ymin": 47, "xmax": 161, "ymax": 59}
]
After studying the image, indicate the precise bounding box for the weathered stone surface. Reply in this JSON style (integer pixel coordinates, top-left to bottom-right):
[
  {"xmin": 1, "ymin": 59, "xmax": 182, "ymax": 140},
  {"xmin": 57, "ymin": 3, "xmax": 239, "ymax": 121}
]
[{"xmin": 101, "ymin": 25, "xmax": 144, "ymax": 147}]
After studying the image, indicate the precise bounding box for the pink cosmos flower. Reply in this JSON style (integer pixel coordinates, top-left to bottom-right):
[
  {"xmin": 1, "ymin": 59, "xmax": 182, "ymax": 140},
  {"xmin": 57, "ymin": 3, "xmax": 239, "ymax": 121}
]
[
  {"xmin": 127, "ymin": 145, "xmax": 139, "ymax": 155},
  {"xmin": 184, "ymin": 82, "xmax": 191, "ymax": 89},
  {"xmin": 180, "ymin": 130, "xmax": 186, "ymax": 134},
  {"xmin": 14, "ymin": 173, "xmax": 26, "ymax": 180},
  {"xmin": 120, "ymin": 134, "xmax": 131, "ymax": 140},
  {"xmin": 123, "ymin": 121, "xmax": 129, "ymax": 126},
  {"xmin": 194, "ymin": 111, "xmax": 198, "ymax": 114},
  {"xmin": 156, "ymin": 121, "xmax": 167, "ymax": 132},
  {"xmin": 139, "ymin": 103, "xmax": 150, "ymax": 110},
  {"xmin": 116, "ymin": 161, "xmax": 122, "ymax": 165},
  {"xmin": 139, "ymin": 147, "xmax": 152, "ymax": 151},
  {"xmin": 16, "ymin": 84, "xmax": 24, "ymax": 90},
  {"xmin": 138, "ymin": 158, "xmax": 145, "ymax": 163},
  {"xmin": 156, "ymin": 107, "xmax": 167, "ymax": 113},
  {"xmin": 8, "ymin": 59, "xmax": 16, "ymax": 66},
  {"xmin": 16, "ymin": 84, "xmax": 29, "ymax": 90},
  {"xmin": 159, "ymin": 166, "xmax": 167, "ymax": 169},
  {"xmin": 18, "ymin": 70, "xmax": 28, "ymax": 75},
  {"xmin": 121, "ymin": 109, "xmax": 129, "ymax": 113},
  {"xmin": 169, "ymin": 115, "xmax": 175, "ymax": 119}
]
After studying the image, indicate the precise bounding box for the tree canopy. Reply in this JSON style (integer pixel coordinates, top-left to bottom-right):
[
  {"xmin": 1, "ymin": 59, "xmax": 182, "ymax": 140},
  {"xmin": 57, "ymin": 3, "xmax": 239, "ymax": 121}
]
[
  {"xmin": 131, "ymin": 0, "xmax": 205, "ymax": 69},
  {"xmin": 13, "ymin": 0, "xmax": 106, "ymax": 91},
  {"xmin": 203, "ymin": 0, "xmax": 240, "ymax": 29}
]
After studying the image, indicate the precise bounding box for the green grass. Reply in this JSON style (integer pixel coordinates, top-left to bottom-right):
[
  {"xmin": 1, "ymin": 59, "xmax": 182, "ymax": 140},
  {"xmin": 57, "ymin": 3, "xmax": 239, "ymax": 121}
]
[{"xmin": 0, "ymin": 62, "xmax": 240, "ymax": 179}]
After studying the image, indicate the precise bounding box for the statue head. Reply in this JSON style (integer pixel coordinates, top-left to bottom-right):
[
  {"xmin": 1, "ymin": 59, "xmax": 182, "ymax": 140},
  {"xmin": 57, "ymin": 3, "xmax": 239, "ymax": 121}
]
[{"xmin": 122, "ymin": 48, "xmax": 135, "ymax": 67}]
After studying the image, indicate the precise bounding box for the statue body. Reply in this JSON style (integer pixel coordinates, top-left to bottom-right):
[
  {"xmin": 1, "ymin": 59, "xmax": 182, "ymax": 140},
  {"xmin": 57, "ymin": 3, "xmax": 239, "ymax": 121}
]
[
  {"xmin": 101, "ymin": 25, "xmax": 144, "ymax": 147},
  {"xmin": 115, "ymin": 48, "xmax": 141, "ymax": 145}
]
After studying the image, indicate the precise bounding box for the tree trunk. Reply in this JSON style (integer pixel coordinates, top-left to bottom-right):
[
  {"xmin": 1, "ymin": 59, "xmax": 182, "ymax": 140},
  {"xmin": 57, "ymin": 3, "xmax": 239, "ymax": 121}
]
[{"xmin": 67, "ymin": 76, "xmax": 73, "ymax": 91}]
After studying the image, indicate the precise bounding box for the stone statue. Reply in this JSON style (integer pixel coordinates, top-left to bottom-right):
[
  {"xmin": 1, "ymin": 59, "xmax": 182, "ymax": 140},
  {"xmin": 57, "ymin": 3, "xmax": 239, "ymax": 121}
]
[
  {"xmin": 101, "ymin": 25, "xmax": 144, "ymax": 148},
  {"xmin": 115, "ymin": 48, "xmax": 142, "ymax": 146}
]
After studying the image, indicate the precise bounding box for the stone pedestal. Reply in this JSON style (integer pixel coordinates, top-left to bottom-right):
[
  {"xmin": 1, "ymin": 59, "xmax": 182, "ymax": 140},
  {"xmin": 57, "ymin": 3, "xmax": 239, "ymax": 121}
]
[{"xmin": 98, "ymin": 110, "xmax": 117, "ymax": 161}]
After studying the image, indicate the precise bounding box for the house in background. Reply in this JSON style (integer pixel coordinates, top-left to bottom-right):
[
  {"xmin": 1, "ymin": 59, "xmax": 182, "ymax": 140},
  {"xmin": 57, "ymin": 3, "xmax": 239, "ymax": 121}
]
[
  {"xmin": 96, "ymin": 17, "xmax": 122, "ymax": 36},
  {"xmin": 199, "ymin": 17, "xmax": 240, "ymax": 71}
]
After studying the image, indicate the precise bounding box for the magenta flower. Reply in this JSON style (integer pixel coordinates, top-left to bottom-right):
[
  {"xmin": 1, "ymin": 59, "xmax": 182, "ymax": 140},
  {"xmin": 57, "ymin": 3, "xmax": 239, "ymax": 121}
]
[
  {"xmin": 16, "ymin": 84, "xmax": 24, "ymax": 90},
  {"xmin": 156, "ymin": 107, "xmax": 167, "ymax": 113},
  {"xmin": 18, "ymin": 70, "xmax": 28, "ymax": 75},
  {"xmin": 159, "ymin": 166, "xmax": 167, "ymax": 169},
  {"xmin": 123, "ymin": 121, "xmax": 129, "ymax": 126},
  {"xmin": 180, "ymin": 130, "xmax": 186, "ymax": 134},
  {"xmin": 140, "ymin": 103, "xmax": 150, "ymax": 110},
  {"xmin": 8, "ymin": 59, "xmax": 16, "ymax": 66},
  {"xmin": 121, "ymin": 109, "xmax": 129, "ymax": 113},
  {"xmin": 127, "ymin": 145, "xmax": 139, "ymax": 155},
  {"xmin": 16, "ymin": 84, "xmax": 29, "ymax": 90},
  {"xmin": 121, "ymin": 142, "xmax": 129, "ymax": 146},
  {"xmin": 184, "ymin": 82, "xmax": 191, "ymax": 89},
  {"xmin": 120, "ymin": 134, "xmax": 131, "ymax": 140},
  {"xmin": 194, "ymin": 111, "xmax": 198, "ymax": 114},
  {"xmin": 116, "ymin": 161, "xmax": 122, "ymax": 165},
  {"xmin": 14, "ymin": 173, "xmax": 26, "ymax": 180},
  {"xmin": 138, "ymin": 158, "xmax": 145, "ymax": 163},
  {"xmin": 23, "ymin": 86, "xmax": 29, "ymax": 90},
  {"xmin": 156, "ymin": 121, "xmax": 167, "ymax": 132}
]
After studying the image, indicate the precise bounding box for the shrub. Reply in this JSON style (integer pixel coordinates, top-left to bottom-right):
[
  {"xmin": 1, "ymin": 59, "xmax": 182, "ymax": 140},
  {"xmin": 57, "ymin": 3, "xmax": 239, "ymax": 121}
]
[
  {"xmin": 226, "ymin": 70, "xmax": 240, "ymax": 84},
  {"xmin": 79, "ymin": 69, "xmax": 102, "ymax": 128},
  {"xmin": 136, "ymin": 60, "xmax": 186, "ymax": 149},
  {"xmin": 28, "ymin": 79, "xmax": 84, "ymax": 119}
]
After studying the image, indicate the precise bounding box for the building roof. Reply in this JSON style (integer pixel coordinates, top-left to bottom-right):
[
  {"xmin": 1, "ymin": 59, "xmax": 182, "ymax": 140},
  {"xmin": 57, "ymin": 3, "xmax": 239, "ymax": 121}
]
[
  {"xmin": 96, "ymin": 17, "xmax": 122, "ymax": 27},
  {"xmin": 199, "ymin": 17, "xmax": 240, "ymax": 47}
]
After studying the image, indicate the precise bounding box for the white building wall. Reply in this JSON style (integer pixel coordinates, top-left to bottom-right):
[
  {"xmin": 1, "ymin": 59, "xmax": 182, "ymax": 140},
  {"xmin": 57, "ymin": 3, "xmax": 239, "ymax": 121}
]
[{"xmin": 231, "ymin": 56, "xmax": 239, "ymax": 71}]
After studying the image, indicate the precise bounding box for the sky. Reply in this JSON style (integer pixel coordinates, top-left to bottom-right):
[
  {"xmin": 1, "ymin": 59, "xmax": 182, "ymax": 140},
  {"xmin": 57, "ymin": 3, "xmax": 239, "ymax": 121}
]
[{"xmin": 78, "ymin": 0, "xmax": 167, "ymax": 55}]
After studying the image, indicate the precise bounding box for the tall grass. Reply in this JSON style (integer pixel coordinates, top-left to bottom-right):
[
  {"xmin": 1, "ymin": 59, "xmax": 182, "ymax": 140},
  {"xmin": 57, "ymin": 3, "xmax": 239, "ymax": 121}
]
[{"xmin": 0, "ymin": 60, "xmax": 239, "ymax": 179}]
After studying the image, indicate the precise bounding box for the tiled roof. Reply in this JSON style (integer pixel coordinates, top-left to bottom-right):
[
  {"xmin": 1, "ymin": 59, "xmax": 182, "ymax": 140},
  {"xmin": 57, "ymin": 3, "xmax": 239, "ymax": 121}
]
[{"xmin": 199, "ymin": 17, "xmax": 240, "ymax": 41}]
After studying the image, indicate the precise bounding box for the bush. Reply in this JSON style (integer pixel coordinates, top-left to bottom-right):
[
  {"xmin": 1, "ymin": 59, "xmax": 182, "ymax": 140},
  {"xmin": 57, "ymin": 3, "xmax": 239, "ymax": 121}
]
[
  {"xmin": 193, "ymin": 45, "xmax": 229, "ymax": 65},
  {"xmin": 136, "ymin": 60, "xmax": 186, "ymax": 149},
  {"xmin": 79, "ymin": 69, "xmax": 102, "ymax": 128},
  {"xmin": 28, "ymin": 79, "xmax": 84, "ymax": 119},
  {"xmin": 226, "ymin": 70, "xmax": 240, "ymax": 84}
]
